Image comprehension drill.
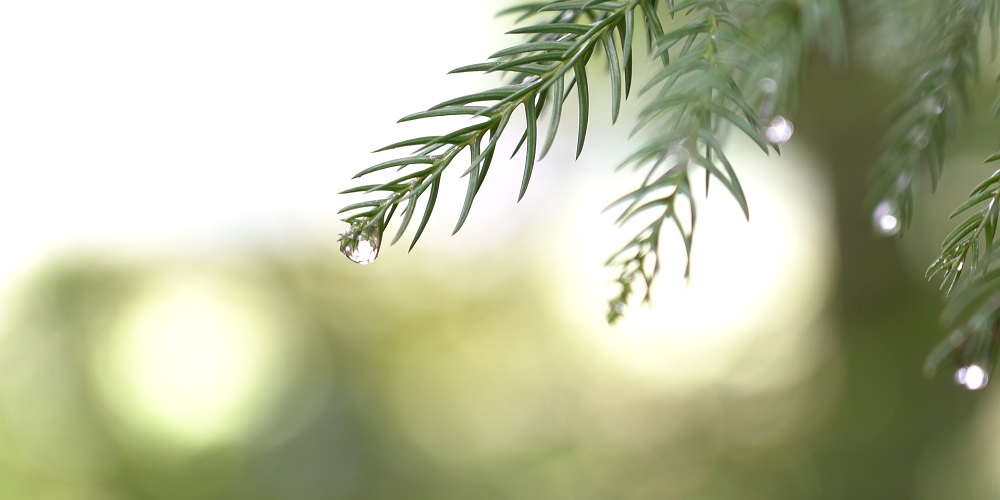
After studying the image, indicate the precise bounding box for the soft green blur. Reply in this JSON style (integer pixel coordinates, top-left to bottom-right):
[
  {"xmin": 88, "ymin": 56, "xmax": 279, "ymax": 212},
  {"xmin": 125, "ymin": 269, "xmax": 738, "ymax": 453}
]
[
  {"xmin": 2, "ymin": 126, "xmax": 998, "ymax": 500},
  {"xmin": 0, "ymin": 242, "xmax": 834, "ymax": 499},
  {"xmin": 4, "ymin": 3, "xmax": 1000, "ymax": 500}
]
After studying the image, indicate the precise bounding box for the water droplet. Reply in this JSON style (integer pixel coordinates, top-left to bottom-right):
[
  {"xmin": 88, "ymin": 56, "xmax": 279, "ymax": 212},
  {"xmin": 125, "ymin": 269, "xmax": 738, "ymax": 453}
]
[
  {"xmin": 894, "ymin": 172, "xmax": 912, "ymax": 190},
  {"xmin": 909, "ymin": 128, "xmax": 929, "ymax": 149},
  {"xmin": 520, "ymin": 75, "xmax": 540, "ymax": 85},
  {"xmin": 921, "ymin": 96, "xmax": 943, "ymax": 115},
  {"xmin": 559, "ymin": 10, "xmax": 574, "ymax": 21},
  {"xmin": 763, "ymin": 116, "xmax": 794, "ymax": 145},
  {"xmin": 760, "ymin": 77, "xmax": 778, "ymax": 94},
  {"xmin": 955, "ymin": 364, "xmax": 989, "ymax": 390},
  {"xmin": 340, "ymin": 224, "xmax": 380, "ymax": 265},
  {"xmin": 872, "ymin": 200, "xmax": 900, "ymax": 236}
]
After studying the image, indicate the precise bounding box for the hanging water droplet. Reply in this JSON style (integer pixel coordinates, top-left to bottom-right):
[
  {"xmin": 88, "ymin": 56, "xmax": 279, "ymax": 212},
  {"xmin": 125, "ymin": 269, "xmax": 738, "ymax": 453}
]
[
  {"xmin": 763, "ymin": 116, "xmax": 794, "ymax": 145},
  {"xmin": 872, "ymin": 200, "xmax": 900, "ymax": 236},
  {"xmin": 955, "ymin": 364, "xmax": 989, "ymax": 390},
  {"xmin": 339, "ymin": 224, "xmax": 380, "ymax": 265}
]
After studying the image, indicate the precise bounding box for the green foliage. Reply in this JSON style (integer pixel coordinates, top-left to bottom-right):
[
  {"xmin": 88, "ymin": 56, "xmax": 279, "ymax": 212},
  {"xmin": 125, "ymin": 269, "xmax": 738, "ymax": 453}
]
[
  {"xmin": 340, "ymin": 0, "xmax": 814, "ymax": 319},
  {"xmin": 341, "ymin": 0, "xmax": 1000, "ymax": 382},
  {"xmin": 603, "ymin": 0, "xmax": 845, "ymax": 321},
  {"xmin": 868, "ymin": 0, "xmax": 989, "ymax": 232},
  {"xmin": 340, "ymin": 1, "xmax": 646, "ymax": 255},
  {"xmin": 915, "ymin": 0, "xmax": 1000, "ymax": 380},
  {"xmin": 925, "ymin": 158, "xmax": 1000, "ymax": 377}
]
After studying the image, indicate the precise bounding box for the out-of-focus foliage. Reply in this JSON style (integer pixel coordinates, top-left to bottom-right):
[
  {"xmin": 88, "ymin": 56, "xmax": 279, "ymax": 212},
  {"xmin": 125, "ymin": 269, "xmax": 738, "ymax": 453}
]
[
  {"xmin": 0, "ymin": 250, "xmax": 834, "ymax": 499},
  {"xmin": 9, "ymin": 1, "xmax": 1000, "ymax": 499},
  {"xmin": 0, "ymin": 230, "xmax": 991, "ymax": 499}
]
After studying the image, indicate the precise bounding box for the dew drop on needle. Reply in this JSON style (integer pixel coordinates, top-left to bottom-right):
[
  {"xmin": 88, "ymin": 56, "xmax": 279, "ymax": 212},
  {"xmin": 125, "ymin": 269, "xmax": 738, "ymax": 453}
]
[
  {"xmin": 763, "ymin": 116, "xmax": 794, "ymax": 145},
  {"xmin": 872, "ymin": 200, "xmax": 900, "ymax": 236},
  {"xmin": 955, "ymin": 364, "xmax": 989, "ymax": 391},
  {"xmin": 340, "ymin": 224, "xmax": 380, "ymax": 265}
]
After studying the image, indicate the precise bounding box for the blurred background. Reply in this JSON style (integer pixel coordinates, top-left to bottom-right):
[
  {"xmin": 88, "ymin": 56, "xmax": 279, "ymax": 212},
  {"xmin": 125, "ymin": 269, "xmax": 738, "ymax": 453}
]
[{"xmin": 2, "ymin": 1, "xmax": 1000, "ymax": 498}]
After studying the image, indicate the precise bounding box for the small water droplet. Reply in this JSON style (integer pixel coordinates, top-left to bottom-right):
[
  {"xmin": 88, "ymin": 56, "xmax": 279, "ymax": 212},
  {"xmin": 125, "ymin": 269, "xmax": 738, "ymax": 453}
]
[
  {"xmin": 955, "ymin": 364, "xmax": 989, "ymax": 390},
  {"xmin": 340, "ymin": 224, "xmax": 380, "ymax": 265},
  {"xmin": 894, "ymin": 172, "xmax": 912, "ymax": 190},
  {"xmin": 559, "ymin": 10, "xmax": 574, "ymax": 21},
  {"xmin": 760, "ymin": 77, "xmax": 778, "ymax": 94},
  {"xmin": 872, "ymin": 200, "xmax": 900, "ymax": 236},
  {"xmin": 909, "ymin": 128, "xmax": 929, "ymax": 149},
  {"xmin": 763, "ymin": 116, "xmax": 794, "ymax": 145},
  {"xmin": 921, "ymin": 96, "xmax": 943, "ymax": 115}
]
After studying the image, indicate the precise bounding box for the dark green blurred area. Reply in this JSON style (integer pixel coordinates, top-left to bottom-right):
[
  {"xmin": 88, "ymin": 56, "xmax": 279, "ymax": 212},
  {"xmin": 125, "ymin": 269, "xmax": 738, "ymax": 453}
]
[{"xmin": 6, "ymin": 35, "xmax": 1000, "ymax": 500}]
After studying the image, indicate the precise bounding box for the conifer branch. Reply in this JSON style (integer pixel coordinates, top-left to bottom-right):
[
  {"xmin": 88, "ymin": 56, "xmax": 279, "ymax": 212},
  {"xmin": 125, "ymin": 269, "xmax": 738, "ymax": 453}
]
[
  {"xmin": 912, "ymin": 1, "xmax": 1000, "ymax": 382},
  {"xmin": 923, "ymin": 157, "xmax": 1000, "ymax": 378},
  {"xmin": 604, "ymin": 0, "xmax": 836, "ymax": 321},
  {"xmin": 927, "ymin": 163, "xmax": 1000, "ymax": 295},
  {"xmin": 339, "ymin": 1, "xmax": 644, "ymax": 255},
  {"xmin": 868, "ymin": 0, "xmax": 987, "ymax": 234},
  {"xmin": 340, "ymin": 0, "xmax": 834, "ymax": 323},
  {"xmin": 338, "ymin": 0, "xmax": 1000, "ymax": 384},
  {"xmin": 605, "ymin": 2, "xmax": 763, "ymax": 322}
]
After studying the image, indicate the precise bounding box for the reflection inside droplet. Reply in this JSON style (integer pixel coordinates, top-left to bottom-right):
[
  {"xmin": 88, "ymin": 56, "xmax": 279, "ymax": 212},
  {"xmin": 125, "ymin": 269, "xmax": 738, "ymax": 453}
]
[
  {"xmin": 955, "ymin": 364, "xmax": 989, "ymax": 390},
  {"xmin": 340, "ymin": 224, "xmax": 380, "ymax": 265},
  {"xmin": 763, "ymin": 116, "xmax": 794, "ymax": 145},
  {"xmin": 349, "ymin": 239, "xmax": 377, "ymax": 265},
  {"xmin": 872, "ymin": 200, "xmax": 900, "ymax": 236}
]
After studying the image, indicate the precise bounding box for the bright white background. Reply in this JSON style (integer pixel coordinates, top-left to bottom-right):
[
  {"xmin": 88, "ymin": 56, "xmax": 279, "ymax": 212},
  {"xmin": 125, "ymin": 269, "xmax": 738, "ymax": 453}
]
[{"xmin": 0, "ymin": 1, "xmax": 501, "ymax": 296}]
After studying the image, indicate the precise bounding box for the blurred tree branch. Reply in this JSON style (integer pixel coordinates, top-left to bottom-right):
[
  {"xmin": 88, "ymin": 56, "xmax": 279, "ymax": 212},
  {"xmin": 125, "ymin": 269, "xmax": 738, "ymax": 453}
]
[{"xmin": 339, "ymin": 0, "xmax": 1000, "ymax": 385}]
